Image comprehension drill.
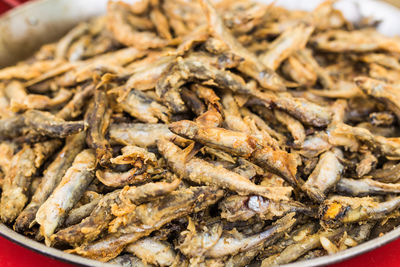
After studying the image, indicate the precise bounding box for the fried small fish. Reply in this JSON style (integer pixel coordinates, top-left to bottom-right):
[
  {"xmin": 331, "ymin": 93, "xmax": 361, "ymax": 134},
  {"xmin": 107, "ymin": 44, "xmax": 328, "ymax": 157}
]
[
  {"xmin": 86, "ymin": 89, "xmax": 112, "ymax": 166},
  {"xmin": 14, "ymin": 132, "xmax": 85, "ymax": 233},
  {"xmin": 109, "ymin": 123, "xmax": 189, "ymax": 148},
  {"xmin": 0, "ymin": 140, "xmax": 60, "ymax": 224},
  {"xmin": 320, "ymin": 196, "xmax": 400, "ymax": 227},
  {"xmin": 302, "ymin": 150, "xmax": 343, "ymax": 202},
  {"xmin": 36, "ymin": 149, "xmax": 96, "ymax": 245},
  {"xmin": 158, "ymin": 138, "xmax": 291, "ymax": 200}
]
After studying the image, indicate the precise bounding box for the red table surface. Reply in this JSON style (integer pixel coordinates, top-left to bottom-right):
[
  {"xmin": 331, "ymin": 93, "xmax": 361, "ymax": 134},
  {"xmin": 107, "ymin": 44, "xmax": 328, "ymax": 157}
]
[{"xmin": 1, "ymin": 1, "xmax": 400, "ymax": 267}]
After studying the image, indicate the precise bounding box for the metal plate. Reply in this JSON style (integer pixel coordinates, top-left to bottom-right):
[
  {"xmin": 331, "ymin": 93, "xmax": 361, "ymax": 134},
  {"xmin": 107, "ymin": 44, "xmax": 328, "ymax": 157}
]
[{"xmin": 0, "ymin": 0, "xmax": 400, "ymax": 266}]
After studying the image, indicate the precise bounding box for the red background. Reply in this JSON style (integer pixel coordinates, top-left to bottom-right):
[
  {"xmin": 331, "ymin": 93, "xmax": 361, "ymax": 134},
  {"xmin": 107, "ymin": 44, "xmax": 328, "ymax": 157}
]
[{"xmin": 1, "ymin": 1, "xmax": 400, "ymax": 266}]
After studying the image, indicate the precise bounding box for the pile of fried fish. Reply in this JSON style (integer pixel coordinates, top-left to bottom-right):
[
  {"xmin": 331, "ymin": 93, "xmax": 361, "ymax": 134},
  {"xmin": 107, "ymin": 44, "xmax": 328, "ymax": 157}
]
[{"xmin": 1, "ymin": 0, "xmax": 400, "ymax": 266}]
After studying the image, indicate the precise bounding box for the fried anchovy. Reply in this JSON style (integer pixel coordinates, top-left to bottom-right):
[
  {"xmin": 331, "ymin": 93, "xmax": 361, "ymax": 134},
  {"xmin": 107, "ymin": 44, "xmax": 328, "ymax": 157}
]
[
  {"xmin": 107, "ymin": 2, "xmax": 172, "ymax": 49},
  {"xmin": 109, "ymin": 123, "xmax": 189, "ymax": 147},
  {"xmin": 0, "ymin": 145, "xmax": 35, "ymax": 224},
  {"xmin": 258, "ymin": 222, "xmax": 319, "ymax": 260},
  {"xmin": 64, "ymin": 194, "xmax": 102, "ymax": 227},
  {"xmin": 312, "ymin": 29, "xmax": 400, "ymax": 53},
  {"xmin": 0, "ymin": 60, "xmax": 63, "ymax": 81},
  {"xmin": 259, "ymin": 23, "xmax": 314, "ymax": 70},
  {"xmin": 111, "ymin": 145, "xmax": 157, "ymax": 165},
  {"xmin": 251, "ymin": 146, "xmax": 300, "ymax": 188},
  {"xmin": 181, "ymin": 87, "xmax": 206, "ymax": 116},
  {"xmin": 109, "ymin": 185, "xmax": 225, "ymax": 235},
  {"xmin": 107, "ymin": 254, "xmax": 152, "ymax": 267},
  {"xmin": 356, "ymin": 151, "xmax": 377, "ymax": 177},
  {"xmin": 193, "ymin": 84, "xmax": 221, "ymax": 107},
  {"xmin": 268, "ymin": 93, "xmax": 332, "ymax": 127},
  {"xmin": 320, "ymin": 196, "xmax": 400, "ymax": 227},
  {"xmin": 68, "ymin": 186, "xmax": 224, "ymax": 261},
  {"xmin": 177, "ymin": 220, "xmax": 222, "ymax": 258},
  {"xmin": 282, "ymin": 56, "xmax": 317, "ymax": 87},
  {"xmin": 222, "ymin": 93, "xmax": 251, "ymax": 132},
  {"xmin": 36, "ymin": 149, "xmax": 96, "ymax": 245},
  {"xmin": 0, "ymin": 140, "xmax": 60, "ymax": 224},
  {"xmin": 355, "ymin": 77, "xmax": 400, "ymax": 122},
  {"xmin": 51, "ymin": 180, "xmax": 180, "ymax": 246},
  {"xmin": 199, "ymin": 0, "xmax": 286, "ymax": 91},
  {"xmin": 55, "ymin": 22, "xmax": 89, "ymax": 59},
  {"xmin": 233, "ymin": 158, "xmax": 262, "ymax": 179},
  {"xmin": 331, "ymin": 123, "xmax": 400, "ymax": 159},
  {"xmin": 119, "ymin": 179, "xmax": 181, "ymax": 206},
  {"xmin": 274, "ymin": 110, "xmax": 305, "ymax": 146},
  {"xmin": 14, "ymin": 132, "xmax": 85, "ymax": 233},
  {"xmin": 370, "ymin": 163, "xmax": 400, "ymax": 183},
  {"xmin": 156, "ymin": 57, "xmax": 254, "ymax": 113},
  {"xmin": 225, "ymin": 247, "xmax": 264, "ymax": 267},
  {"xmin": 240, "ymin": 107, "xmax": 285, "ymax": 147},
  {"xmin": 169, "ymin": 119, "xmax": 298, "ymax": 186},
  {"xmin": 0, "ymin": 115, "xmax": 25, "ymax": 138},
  {"xmin": 0, "ymin": 142, "xmax": 15, "ymax": 176},
  {"xmin": 349, "ymin": 222, "xmax": 375, "ymax": 244},
  {"xmin": 25, "ymin": 109, "xmax": 86, "ymax": 137},
  {"xmin": 195, "ymin": 106, "xmax": 223, "ymax": 127},
  {"xmin": 302, "ymin": 150, "xmax": 343, "ymax": 202},
  {"xmin": 119, "ymin": 89, "xmax": 170, "ymax": 123},
  {"xmin": 51, "ymin": 189, "xmax": 121, "ymax": 246},
  {"xmin": 157, "ymin": 57, "xmax": 330, "ymax": 127},
  {"xmin": 86, "ymin": 89, "xmax": 112, "ymax": 166},
  {"xmin": 4, "ymin": 80, "xmax": 27, "ymax": 109},
  {"xmin": 117, "ymin": 54, "xmax": 175, "ymax": 99},
  {"xmin": 32, "ymin": 139, "xmax": 63, "ymax": 168},
  {"xmin": 11, "ymin": 88, "xmax": 73, "ymax": 112},
  {"xmin": 295, "ymin": 49, "xmax": 334, "ymax": 89},
  {"xmin": 0, "ymin": 84, "xmax": 14, "ymax": 119},
  {"xmin": 157, "ymin": 138, "xmax": 291, "ymax": 200},
  {"xmin": 220, "ymin": 195, "xmax": 313, "ymax": 222},
  {"xmin": 125, "ymin": 237, "xmax": 176, "ymax": 266},
  {"xmin": 204, "ymin": 213, "xmax": 296, "ymax": 258},
  {"xmin": 56, "ymin": 84, "xmax": 95, "ymax": 120},
  {"xmin": 169, "ymin": 120, "xmax": 258, "ymax": 157},
  {"xmin": 260, "ymin": 227, "xmax": 344, "ymax": 267},
  {"xmin": 336, "ymin": 178, "xmax": 400, "ymax": 196},
  {"xmin": 96, "ymin": 168, "xmax": 147, "ymax": 188}
]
